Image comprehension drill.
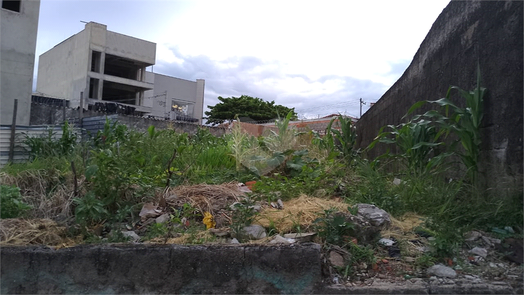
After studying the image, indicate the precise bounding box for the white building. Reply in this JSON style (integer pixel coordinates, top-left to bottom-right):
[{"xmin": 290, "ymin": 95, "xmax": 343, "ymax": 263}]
[
  {"xmin": 144, "ymin": 73, "xmax": 205, "ymax": 123},
  {"xmin": 1, "ymin": 0, "xmax": 40, "ymax": 125},
  {"xmin": 36, "ymin": 22, "xmax": 205, "ymax": 123}
]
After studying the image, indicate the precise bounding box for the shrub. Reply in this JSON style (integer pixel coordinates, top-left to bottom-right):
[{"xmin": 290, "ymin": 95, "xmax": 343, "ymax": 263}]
[{"xmin": 0, "ymin": 185, "xmax": 31, "ymax": 218}]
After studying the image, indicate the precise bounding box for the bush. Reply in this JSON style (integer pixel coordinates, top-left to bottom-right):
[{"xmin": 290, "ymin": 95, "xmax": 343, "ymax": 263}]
[{"xmin": 0, "ymin": 185, "xmax": 31, "ymax": 218}]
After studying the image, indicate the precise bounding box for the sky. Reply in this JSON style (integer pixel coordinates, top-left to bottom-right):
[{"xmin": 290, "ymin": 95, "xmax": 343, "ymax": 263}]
[{"xmin": 34, "ymin": 0, "xmax": 450, "ymax": 120}]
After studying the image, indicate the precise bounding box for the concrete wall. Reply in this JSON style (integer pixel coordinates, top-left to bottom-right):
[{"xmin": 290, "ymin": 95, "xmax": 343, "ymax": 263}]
[
  {"xmin": 355, "ymin": 0, "xmax": 523, "ymax": 181},
  {"xmin": 0, "ymin": 244, "xmax": 322, "ymax": 294},
  {"xmin": 29, "ymin": 102, "xmax": 226, "ymax": 136},
  {"xmin": 36, "ymin": 28, "xmax": 90, "ymax": 106},
  {"xmin": 145, "ymin": 72, "xmax": 205, "ymax": 124},
  {"xmin": 106, "ymin": 31, "xmax": 156, "ymax": 65},
  {"xmin": 0, "ymin": 0, "xmax": 40, "ymax": 125}
]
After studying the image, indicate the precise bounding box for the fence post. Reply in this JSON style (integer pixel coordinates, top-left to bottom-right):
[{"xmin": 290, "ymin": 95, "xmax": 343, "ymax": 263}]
[
  {"xmin": 63, "ymin": 98, "xmax": 66, "ymax": 122},
  {"xmin": 8, "ymin": 99, "xmax": 18, "ymax": 164}
]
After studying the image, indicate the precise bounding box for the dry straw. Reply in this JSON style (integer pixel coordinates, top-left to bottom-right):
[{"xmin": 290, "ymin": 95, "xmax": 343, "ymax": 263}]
[{"xmin": 257, "ymin": 194, "xmax": 349, "ymax": 233}]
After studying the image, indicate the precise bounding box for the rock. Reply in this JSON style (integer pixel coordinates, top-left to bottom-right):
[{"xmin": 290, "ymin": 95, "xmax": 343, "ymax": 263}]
[
  {"xmin": 392, "ymin": 178, "xmax": 402, "ymax": 185},
  {"xmin": 230, "ymin": 238, "xmax": 239, "ymax": 244},
  {"xmin": 277, "ymin": 199, "xmax": 284, "ymax": 209},
  {"xmin": 241, "ymin": 225, "xmax": 267, "ymax": 240},
  {"xmin": 469, "ymin": 247, "xmax": 488, "ymax": 258},
  {"xmin": 121, "ymin": 231, "xmax": 140, "ymax": 242},
  {"xmin": 329, "ymin": 251, "xmax": 345, "ymax": 268},
  {"xmin": 139, "ymin": 203, "xmax": 162, "ymax": 221},
  {"xmin": 155, "ymin": 214, "xmax": 170, "ymax": 224},
  {"xmin": 284, "ymin": 232, "xmax": 316, "ymax": 243},
  {"xmin": 379, "ymin": 238, "xmax": 395, "ymax": 246},
  {"xmin": 269, "ymin": 234, "xmax": 295, "ymax": 244},
  {"xmin": 426, "ymin": 264, "xmax": 457, "ymax": 278},
  {"xmin": 237, "ymin": 183, "xmax": 252, "ymax": 193},
  {"xmin": 248, "ymin": 205, "xmax": 261, "ymax": 212},
  {"xmin": 356, "ymin": 204, "xmax": 391, "ymax": 227},
  {"xmin": 489, "ymin": 262, "xmax": 498, "ymax": 268},
  {"xmin": 465, "ymin": 230, "xmax": 482, "ymax": 241}
]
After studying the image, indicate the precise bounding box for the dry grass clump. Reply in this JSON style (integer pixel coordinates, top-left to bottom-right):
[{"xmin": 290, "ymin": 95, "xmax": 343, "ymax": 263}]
[
  {"xmin": 0, "ymin": 171, "xmax": 76, "ymax": 219},
  {"xmin": 165, "ymin": 182, "xmax": 245, "ymax": 215},
  {"xmin": 257, "ymin": 194, "xmax": 349, "ymax": 233},
  {"xmin": 0, "ymin": 218, "xmax": 72, "ymax": 246},
  {"xmin": 381, "ymin": 212, "xmax": 426, "ymax": 256}
]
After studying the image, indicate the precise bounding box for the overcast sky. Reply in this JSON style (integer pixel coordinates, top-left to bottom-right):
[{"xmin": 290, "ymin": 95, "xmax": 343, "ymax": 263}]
[{"xmin": 34, "ymin": 0, "xmax": 450, "ymax": 119}]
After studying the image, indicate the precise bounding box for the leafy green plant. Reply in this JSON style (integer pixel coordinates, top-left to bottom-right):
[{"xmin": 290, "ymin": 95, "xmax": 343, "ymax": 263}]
[
  {"xmin": 0, "ymin": 185, "xmax": 32, "ymax": 218},
  {"xmin": 24, "ymin": 121, "xmax": 78, "ymax": 160},
  {"xmin": 313, "ymin": 208, "xmax": 354, "ymax": 246},
  {"xmin": 73, "ymin": 191, "xmax": 108, "ymax": 224},
  {"xmin": 327, "ymin": 115, "xmax": 357, "ymax": 163}
]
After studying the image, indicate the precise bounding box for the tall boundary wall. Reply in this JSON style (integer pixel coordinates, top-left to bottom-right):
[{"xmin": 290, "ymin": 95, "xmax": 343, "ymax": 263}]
[{"xmin": 355, "ymin": 0, "xmax": 523, "ymax": 182}]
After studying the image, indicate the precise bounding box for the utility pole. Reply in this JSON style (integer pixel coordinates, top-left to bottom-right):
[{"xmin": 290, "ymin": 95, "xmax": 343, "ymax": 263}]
[{"xmin": 360, "ymin": 98, "xmax": 366, "ymax": 118}]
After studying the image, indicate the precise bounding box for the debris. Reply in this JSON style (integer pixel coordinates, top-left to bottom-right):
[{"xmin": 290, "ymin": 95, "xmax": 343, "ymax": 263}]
[
  {"xmin": 121, "ymin": 231, "xmax": 140, "ymax": 242},
  {"xmin": 426, "ymin": 264, "xmax": 457, "ymax": 278},
  {"xmin": 241, "ymin": 225, "xmax": 267, "ymax": 240},
  {"xmin": 329, "ymin": 251, "xmax": 345, "ymax": 268},
  {"xmin": 269, "ymin": 235, "xmax": 295, "ymax": 244},
  {"xmin": 277, "ymin": 199, "xmax": 284, "ymax": 209},
  {"xmin": 230, "ymin": 238, "xmax": 240, "ymax": 244},
  {"xmin": 202, "ymin": 212, "xmax": 216, "ymax": 229},
  {"xmin": 283, "ymin": 232, "xmax": 316, "ymax": 243},
  {"xmin": 155, "ymin": 214, "xmax": 170, "ymax": 224},
  {"xmin": 469, "ymin": 247, "xmax": 488, "ymax": 258},
  {"xmin": 392, "ymin": 178, "xmax": 402, "ymax": 185},
  {"xmin": 139, "ymin": 203, "xmax": 162, "ymax": 221},
  {"xmin": 379, "ymin": 238, "xmax": 395, "ymax": 247},
  {"xmin": 356, "ymin": 204, "xmax": 391, "ymax": 227},
  {"xmin": 465, "ymin": 230, "xmax": 482, "ymax": 241}
]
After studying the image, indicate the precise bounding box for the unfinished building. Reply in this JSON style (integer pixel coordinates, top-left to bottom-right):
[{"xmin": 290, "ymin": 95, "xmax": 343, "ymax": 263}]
[{"xmin": 35, "ymin": 22, "xmax": 205, "ymax": 123}]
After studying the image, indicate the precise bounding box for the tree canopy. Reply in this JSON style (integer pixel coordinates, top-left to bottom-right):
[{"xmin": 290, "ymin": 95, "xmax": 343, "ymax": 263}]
[{"xmin": 204, "ymin": 95, "xmax": 297, "ymax": 125}]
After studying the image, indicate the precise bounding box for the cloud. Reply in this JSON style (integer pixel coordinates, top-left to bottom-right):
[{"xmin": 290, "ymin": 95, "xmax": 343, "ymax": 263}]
[{"xmin": 154, "ymin": 47, "xmax": 390, "ymax": 120}]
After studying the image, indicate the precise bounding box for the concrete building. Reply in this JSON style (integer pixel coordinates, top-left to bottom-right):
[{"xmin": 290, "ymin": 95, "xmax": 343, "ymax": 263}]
[
  {"xmin": 36, "ymin": 22, "xmax": 205, "ymax": 123},
  {"xmin": 1, "ymin": 0, "xmax": 40, "ymax": 125},
  {"xmin": 144, "ymin": 73, "xmax": 205, "ymax": 123}
]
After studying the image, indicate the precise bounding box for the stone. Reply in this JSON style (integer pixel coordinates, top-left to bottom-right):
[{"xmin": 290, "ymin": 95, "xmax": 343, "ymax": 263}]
[
  {"xmin": 465, "ymin": 230, "xmax": 482, "ymax": 241},
  {"xmin": 356, "ymin": 204, "xmax": 391, "ymax": 227},
  {"xmin": 241, "ymin": 225, "xmax": 267, "ymax": 240},
  {"xmin": 155, "ymin": 214, "xmax": 170, "ymax": 224},
  {"xmin": 121, "ymin": 231, "xmax": 140, "ymax": 242},
  {"xmin": 392, "ymin": 178, "xmax": 402, "ymax": 185},
  {"xmin": 230, "ymin": 238, "xmax": 239, "ymax": 244},
  {"xmin": 283, "ymin": 232, "xmax": 316, "ymax": 242},
  {"xmin": 469, "ymin": 247, "xmax": 488, "ymax": 258},
  {"xmin": 426, "ymin": 264, "xmax": 457, "ymax": 278},
  {"xmin": 378, "ymin": 238, "xmax": 395, "ymax": 246},
  {"xmin": 139, "ymin": 203, "xmax": 162, "ymax": 221},
  {"xmin": 277, "ymin": 199, "xmax": 284, "ymax": 209},
  {"xmin": 329, "ymin": 251, "xmax": 345, "ymax": 268},
  {"xmin": 270, "ymin": 235, "xmax": 295, "ymax": 244}
]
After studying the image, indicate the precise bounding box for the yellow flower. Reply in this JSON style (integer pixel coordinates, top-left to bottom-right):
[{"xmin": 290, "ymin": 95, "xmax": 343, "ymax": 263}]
[{"xmin": 203, "ymin": 211, "xmax": 216, "ymax": 229}]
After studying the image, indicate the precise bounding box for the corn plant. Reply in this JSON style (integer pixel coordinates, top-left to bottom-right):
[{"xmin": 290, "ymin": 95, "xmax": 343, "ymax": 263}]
[{"xmin": 327, "ymin": 115, "xmax": 357, "ymax": 163}]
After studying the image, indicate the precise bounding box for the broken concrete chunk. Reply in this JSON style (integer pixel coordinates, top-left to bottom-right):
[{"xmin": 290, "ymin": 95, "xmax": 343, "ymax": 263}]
[
  {"xmin": 426, "ymin": 264, "xmax": 457, "ymax": 278},
  {"xmin": 121, "ymin": 231, "xmax": 140, "ymax": 242},
  {"xmin": 139, "ymin": 203, "xmax": 162, "ymax": 221},
  {"xmin": 356, "ymin": 204, "xmax": 391, "ymax": 227},
  {"xmin": 469, "ymin": 247, "xmax": 488, "ymax": 258},
  {"xmin": 269, "ymin": 234, "xmax": 295, "ymax": 244},
  {"xmin": 241, "ymin": 225, "xmax": 267, "ymax": 240},
  {"xmin": 155, "ymin": 214, "xmax": 170, "ymax": 224}
]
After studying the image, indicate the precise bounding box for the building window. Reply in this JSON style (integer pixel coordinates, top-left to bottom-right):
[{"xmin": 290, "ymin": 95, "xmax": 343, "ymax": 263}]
[
  {"xmin": 2, "ymin": 0, "xmax": 21, "ymax": 12},
  {"xmin": 89, "ymin": 78, "xmax": 100, "ymax": 99},
  {"xmin": 91, "ymin": 51, "xmax": 101, "ymax": 73}
]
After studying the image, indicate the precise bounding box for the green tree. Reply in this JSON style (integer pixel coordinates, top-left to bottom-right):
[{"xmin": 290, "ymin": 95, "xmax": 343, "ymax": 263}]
[{"xmin": 205, "ymin": 95, "xmax": 297, "ymax": 125}]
